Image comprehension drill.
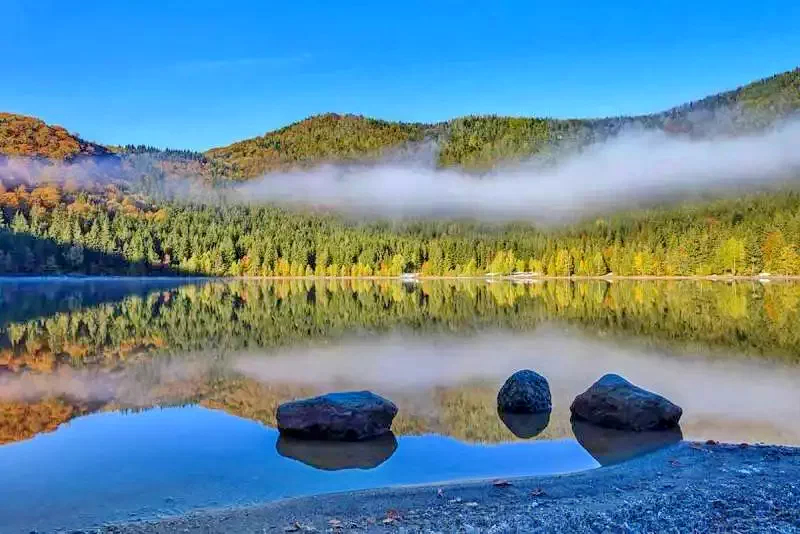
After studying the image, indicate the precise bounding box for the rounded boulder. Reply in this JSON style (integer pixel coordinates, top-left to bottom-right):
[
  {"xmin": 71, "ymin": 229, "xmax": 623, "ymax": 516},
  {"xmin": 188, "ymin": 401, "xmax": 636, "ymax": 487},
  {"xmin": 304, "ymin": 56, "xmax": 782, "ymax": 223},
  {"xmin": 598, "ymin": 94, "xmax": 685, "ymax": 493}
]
[{"xmin": 497, "ymin": 370, "xmax": 552, "ymax": 413}]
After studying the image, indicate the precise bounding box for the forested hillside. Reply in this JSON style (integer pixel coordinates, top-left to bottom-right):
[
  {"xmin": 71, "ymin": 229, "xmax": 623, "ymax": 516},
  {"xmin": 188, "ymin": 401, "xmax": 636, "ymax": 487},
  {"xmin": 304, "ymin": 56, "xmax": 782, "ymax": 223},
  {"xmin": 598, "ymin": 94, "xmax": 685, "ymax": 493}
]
[
  {"xmin": 205, "ymin": 114, "xmax": 429, "ymax": 179},
  {"xmin": 206, "ymin": 67, "xmax": 800, "ymax": 176},
  {"xmin": 1, "ymin": 177, "xmax": 800, "ymax": 277},
  {"xmin": 0, "ymin": 113, "xmax": 109, "ymax": 160},
  {"xmin": 0, "ymin": 67, "xmax": 799, "ymax": 277},
  {"xmin": 3, "ymin": 68, "xmax": 798, "ymax": 176}
]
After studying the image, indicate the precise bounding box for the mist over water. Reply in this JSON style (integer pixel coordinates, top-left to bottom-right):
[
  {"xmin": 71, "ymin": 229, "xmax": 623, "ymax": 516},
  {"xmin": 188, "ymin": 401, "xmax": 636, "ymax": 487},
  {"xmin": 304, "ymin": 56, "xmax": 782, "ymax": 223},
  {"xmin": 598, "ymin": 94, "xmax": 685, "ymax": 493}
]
[
  {"xmin": 0, "ymin": 359, "xmax": 215, "ymax": 407},
  {"xmin": 4, "ymin": 325, "xmax": 798, "ymax": 444},
  {"xmin": 3, "ymin": 118, "xmax": 800, "ymax": 221}
]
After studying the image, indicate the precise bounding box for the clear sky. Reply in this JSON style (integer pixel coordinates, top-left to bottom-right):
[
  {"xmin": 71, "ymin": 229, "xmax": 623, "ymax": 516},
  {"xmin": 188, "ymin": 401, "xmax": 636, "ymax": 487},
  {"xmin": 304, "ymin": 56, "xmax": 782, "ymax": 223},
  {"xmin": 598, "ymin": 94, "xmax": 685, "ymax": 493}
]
[{"xmin": 4, "ymin": 0, "xmax": 799, "ymax": 151}]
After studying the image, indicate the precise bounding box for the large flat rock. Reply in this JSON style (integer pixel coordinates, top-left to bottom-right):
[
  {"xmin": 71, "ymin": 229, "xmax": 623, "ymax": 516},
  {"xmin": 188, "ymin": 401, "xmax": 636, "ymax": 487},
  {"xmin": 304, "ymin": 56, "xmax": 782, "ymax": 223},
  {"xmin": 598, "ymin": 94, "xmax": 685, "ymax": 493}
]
[{"xmin": 276, "ymin": 390, "xmax": 398, "ymax": 441}]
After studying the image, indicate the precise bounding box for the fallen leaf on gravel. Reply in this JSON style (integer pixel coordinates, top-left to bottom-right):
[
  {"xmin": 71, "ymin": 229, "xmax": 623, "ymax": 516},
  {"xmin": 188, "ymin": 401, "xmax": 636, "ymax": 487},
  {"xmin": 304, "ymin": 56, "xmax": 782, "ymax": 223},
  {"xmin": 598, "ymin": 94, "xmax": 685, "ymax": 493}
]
[
  {"xmin": 327, "ymin": 519, "xmax": 342, "ymax": 527},
  {"xmin": 530, "ymin": 488, "xmax": 546, "ymax": 497},
  {"xmin": 382, "ymin": 509, "xmax": 402, "ymax": 523},
  {"xmin": 492, "ymin": 479, "xmax": 512, "ymax": 487},
  {"xmin": 284, "ymin": 523, "xmax": 316, "ymax": 533},
  {"xmin": 437, "ymin": 488, "xmax": 444, "ymax": 497}
]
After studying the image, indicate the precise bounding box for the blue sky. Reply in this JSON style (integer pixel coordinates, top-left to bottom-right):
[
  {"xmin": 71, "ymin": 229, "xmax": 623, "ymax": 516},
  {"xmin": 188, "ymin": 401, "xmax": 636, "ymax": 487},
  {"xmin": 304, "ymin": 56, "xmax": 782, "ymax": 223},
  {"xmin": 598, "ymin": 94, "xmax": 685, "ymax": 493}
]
[{"xmin": 3, "ymin": 0, "xmax": 799, "ymax": 151}]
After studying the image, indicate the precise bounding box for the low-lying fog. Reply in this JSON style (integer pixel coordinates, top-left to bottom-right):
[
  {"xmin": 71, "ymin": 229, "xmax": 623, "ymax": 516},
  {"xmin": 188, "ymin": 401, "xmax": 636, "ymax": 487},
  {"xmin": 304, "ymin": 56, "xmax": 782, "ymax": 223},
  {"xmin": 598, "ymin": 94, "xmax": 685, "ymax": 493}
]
[{"xmin": 4, "ymin": 117, "xmax": 800, "ymax": 222}]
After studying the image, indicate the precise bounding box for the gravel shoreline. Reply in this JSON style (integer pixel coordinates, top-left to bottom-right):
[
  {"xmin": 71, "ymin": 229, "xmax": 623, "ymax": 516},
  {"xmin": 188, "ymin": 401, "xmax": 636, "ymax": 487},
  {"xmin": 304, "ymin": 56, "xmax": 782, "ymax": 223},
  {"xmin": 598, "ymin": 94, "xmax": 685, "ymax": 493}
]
[{"xmin": 95, "ymin": 441, "xmax": 800, "ymax": 534}]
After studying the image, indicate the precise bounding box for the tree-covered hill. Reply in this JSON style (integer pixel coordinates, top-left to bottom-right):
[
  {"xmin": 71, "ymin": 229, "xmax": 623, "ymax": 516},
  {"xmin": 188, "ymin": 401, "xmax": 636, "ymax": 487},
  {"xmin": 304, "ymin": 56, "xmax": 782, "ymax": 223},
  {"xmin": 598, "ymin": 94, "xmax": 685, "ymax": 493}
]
[
  {"xmin": 204, "ymin": 67, "xmax": 800, "ymax": 176},
  {"xmin": 205, "ymin": 113, "xmax": 430, "ymax": 179},
  {"xmin": 0, "ymin": 112, "xmax": 110, "ymax": 160},
  {"xmin": 2, "ymin": 67, "xmax": 798, "ymax": 177}
]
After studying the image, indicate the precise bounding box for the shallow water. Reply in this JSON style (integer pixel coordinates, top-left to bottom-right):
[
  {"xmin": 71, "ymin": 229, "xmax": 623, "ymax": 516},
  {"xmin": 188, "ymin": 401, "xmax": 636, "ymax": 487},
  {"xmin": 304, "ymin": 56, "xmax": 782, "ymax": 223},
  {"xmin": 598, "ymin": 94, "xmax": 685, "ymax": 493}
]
[
  {"xmin": 0, "ymin": 407, "xmax": 599, "ymax": 532},
  {"xmin": 1, "ymin": 278, "xmax": 799, "ymax": 532}
]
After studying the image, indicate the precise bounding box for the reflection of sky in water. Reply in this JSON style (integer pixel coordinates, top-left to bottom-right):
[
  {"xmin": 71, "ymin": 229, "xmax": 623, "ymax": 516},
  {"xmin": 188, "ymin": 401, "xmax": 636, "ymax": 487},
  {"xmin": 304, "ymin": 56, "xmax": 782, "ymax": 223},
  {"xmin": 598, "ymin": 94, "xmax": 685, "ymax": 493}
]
[{"xmin": 0, "ymin": 407, "xmax": 598, "ymax": 533}]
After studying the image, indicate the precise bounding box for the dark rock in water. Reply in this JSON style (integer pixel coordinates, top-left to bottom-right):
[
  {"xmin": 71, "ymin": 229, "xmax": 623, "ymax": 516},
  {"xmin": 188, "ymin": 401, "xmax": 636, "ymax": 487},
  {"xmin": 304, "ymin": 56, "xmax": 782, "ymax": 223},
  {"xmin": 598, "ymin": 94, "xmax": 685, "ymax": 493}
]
[
  {"xmin": 570, "ymin": 374, "xmax": 682, "ymax": 431},
  {"xmin": 277, "ymin": 432, "xmax": 398, "ymax": 471},
  {"xmin": 498, "ymin": 409, "xmax": 551, "ymax": 439},
  {"xmin": 497, "ymin": 370, "xmax": 552, "ymax": 413},
  {"xmin": 572, "ymin": 418, "xmax": 683, "ymax": 466},
  {"xmin": 276, "ymin": 390, "xmax": 398, "ymax": 441}
]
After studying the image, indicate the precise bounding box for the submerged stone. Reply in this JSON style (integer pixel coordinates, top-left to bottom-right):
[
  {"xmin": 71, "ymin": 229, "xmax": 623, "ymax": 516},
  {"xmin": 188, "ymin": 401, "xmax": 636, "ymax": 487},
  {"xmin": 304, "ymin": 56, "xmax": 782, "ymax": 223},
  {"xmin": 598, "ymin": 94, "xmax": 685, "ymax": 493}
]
[
  {"xmin": 276, "ymin": 432, "xmax": 397, "ymax": 470},
  {"xmin": 497, "ymin": 370, "xmax": 552, "ymax": 413},
  {"xmin": 570, "ymin": 374, "xmax": 682, "ymax": 431},
  {"xmin": 276, "ymin": 390, "xmax": 398, "ymax": 441}
]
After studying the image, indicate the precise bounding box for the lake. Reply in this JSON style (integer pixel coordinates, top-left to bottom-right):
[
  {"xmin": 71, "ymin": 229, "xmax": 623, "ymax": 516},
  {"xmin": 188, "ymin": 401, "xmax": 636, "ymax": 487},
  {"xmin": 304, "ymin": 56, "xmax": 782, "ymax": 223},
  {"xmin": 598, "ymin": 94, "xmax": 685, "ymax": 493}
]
[{"xmin": 1, "ymin": 278, "xmax": 799, "ymax": 532}]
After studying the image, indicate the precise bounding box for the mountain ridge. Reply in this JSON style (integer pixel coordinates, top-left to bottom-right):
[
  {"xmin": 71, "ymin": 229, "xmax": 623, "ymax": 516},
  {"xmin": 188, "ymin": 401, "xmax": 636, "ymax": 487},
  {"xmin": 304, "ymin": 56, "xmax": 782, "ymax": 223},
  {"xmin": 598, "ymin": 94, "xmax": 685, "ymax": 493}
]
[{"xmin": 2, "ymin": 67, "xmax": 798, "ymax": 178}]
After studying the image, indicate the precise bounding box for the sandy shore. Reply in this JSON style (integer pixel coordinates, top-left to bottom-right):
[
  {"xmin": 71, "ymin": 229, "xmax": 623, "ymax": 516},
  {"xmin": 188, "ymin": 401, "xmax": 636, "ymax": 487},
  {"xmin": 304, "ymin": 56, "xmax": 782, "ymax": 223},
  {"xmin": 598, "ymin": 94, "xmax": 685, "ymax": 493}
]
[{"xmin": 95, "ymin": 442, "xmax": 800, "ymax": 534}]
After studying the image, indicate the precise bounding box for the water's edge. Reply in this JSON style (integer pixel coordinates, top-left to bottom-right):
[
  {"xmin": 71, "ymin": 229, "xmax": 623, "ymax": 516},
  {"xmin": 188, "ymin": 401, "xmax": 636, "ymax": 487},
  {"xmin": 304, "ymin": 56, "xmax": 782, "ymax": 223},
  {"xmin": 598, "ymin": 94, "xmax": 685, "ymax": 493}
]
[{"xmin": 96, "ymin": 442, "xmax": 800, "ymax": 533}]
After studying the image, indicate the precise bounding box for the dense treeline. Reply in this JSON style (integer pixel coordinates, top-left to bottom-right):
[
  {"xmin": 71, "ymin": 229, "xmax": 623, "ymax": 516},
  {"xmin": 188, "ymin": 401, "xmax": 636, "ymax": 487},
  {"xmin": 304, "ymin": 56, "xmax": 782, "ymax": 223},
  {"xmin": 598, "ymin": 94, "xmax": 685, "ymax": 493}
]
[
  {"xmin": 113, "ymin": 145, "xmax": 207, "ymax": 162},
  {"xmin": 2, "ymin": 178, "xmax": 800, "ymax": 277}
]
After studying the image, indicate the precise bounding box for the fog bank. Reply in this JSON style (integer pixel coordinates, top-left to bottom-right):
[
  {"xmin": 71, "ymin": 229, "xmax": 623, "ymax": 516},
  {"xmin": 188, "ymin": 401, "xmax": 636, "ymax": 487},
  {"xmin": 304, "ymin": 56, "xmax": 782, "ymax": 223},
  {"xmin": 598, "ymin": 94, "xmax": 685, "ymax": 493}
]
[
  {"xmin": 2, "ymin": 119, "xmax": 800, "ymax": 221},
  {"xmin": 235, "ymin": 121, "xmax": 800, "ymax": 220}
]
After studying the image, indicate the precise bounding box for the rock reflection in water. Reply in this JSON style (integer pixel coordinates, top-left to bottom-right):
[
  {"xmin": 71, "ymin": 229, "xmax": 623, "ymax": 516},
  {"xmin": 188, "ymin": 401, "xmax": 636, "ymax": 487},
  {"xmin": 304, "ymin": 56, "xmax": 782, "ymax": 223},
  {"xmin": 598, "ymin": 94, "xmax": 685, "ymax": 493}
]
[
  {"xmin": 276, "ymin": 432, "xmax": 398, "ymax": 471},
  {"xmin": 571, "ymin": 419, "xmax": 683, "ymax": 465},
  {"xmin": 498, "ymin": 409, "xmax": 551, "ymax": 439}
]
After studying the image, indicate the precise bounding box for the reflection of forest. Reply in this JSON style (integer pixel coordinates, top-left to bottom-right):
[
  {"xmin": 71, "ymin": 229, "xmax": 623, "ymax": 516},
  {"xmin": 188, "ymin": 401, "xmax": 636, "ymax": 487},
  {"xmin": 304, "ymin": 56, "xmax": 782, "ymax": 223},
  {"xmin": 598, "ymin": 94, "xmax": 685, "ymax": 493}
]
[
  {"xmin": 1, "ymin": 279, "xmax": 800, "ymax": 445},
  {"xmin": 0, "ymin": 278, "xmax": 193, "ymax": 328},
  {"xmin": 0, "ymin": 397, "xmax": 92, "ymax": 445}
]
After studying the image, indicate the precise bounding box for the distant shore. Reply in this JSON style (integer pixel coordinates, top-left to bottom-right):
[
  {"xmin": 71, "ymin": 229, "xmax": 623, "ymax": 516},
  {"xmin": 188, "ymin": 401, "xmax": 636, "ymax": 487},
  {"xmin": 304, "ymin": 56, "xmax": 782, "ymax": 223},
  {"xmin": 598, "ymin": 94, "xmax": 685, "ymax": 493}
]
[
  {"xmin": 99, "ymin": 442, "xmax": 800, "ymax": 534},
  {"xmin": 177, "ymin": 273, "xmax": 800, "ymax": 282},
  {"xmin": 4, "ymin": 273, "xmax": 800, "ymax": 282}
]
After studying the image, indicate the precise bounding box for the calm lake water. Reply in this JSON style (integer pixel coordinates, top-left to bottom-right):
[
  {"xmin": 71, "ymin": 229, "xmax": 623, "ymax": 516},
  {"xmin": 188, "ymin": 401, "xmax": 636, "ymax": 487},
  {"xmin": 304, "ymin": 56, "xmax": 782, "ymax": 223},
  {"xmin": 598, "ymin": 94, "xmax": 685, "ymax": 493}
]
[{"xmin": 1, "ymin": 278, "xmax": 800, "ymax": 532}]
